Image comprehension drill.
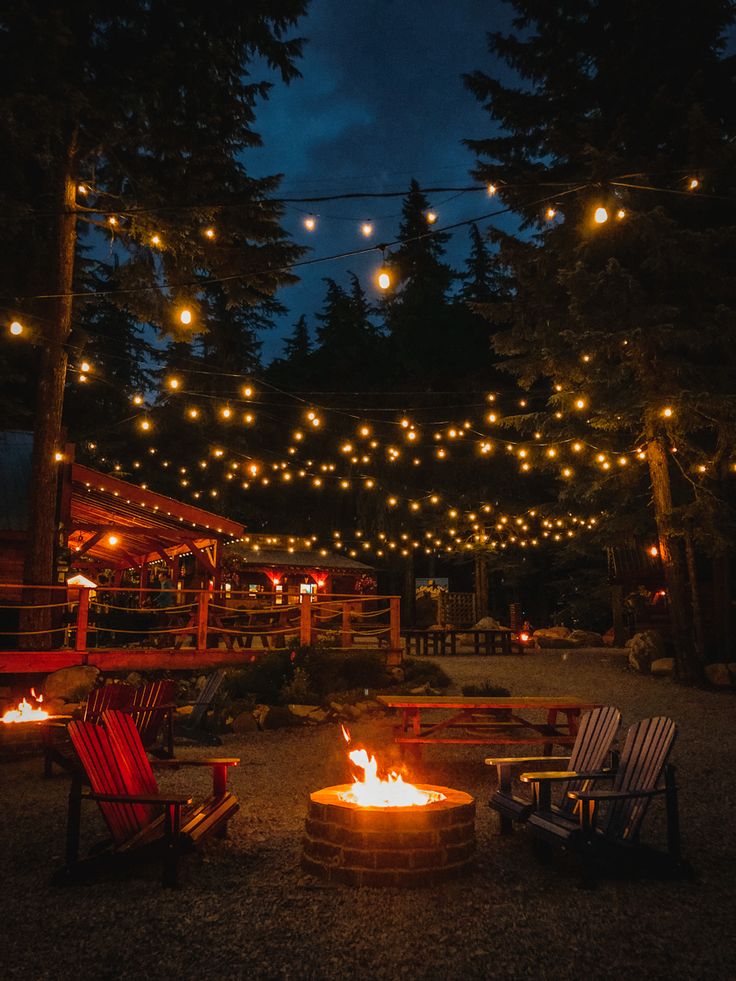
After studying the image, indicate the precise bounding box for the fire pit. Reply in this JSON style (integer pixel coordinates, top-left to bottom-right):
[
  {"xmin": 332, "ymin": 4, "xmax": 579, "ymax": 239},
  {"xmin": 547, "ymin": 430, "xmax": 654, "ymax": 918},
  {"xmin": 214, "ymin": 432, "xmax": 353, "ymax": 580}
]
[{"xmin": 302, "ymin": 729, "xmax": 475, "ymax": 886}]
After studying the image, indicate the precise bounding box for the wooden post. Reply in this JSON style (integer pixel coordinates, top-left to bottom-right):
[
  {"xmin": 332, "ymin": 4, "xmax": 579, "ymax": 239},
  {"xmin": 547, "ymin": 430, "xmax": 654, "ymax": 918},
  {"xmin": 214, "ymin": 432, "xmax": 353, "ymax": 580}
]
[
  {"xmin": 389, "ymin": 597, "xmax": 401, "ymax": 663},
  {"xmin": 300, "ymin": 599, "xmax": 312, "ymax": 646},
  {"xmin": 611, "ymin": 585, "xmax": 627, "ymax": 646},
  {"xmin": 197, "ymin": 591, "xmax": 210, "ymax": 651},
  {"xmin": 75, "ymin": 587, "xmax": 89, "ymax": 652},
  {"xmin": 342, "ymin": 600, "xmax": 352, "ymax": 649}
]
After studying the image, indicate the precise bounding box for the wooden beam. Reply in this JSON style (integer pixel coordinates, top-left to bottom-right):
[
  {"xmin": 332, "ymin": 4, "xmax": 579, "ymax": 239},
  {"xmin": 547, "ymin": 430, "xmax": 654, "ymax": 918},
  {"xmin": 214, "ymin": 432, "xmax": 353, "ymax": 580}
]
[
  {"xmin": 73, "ymin": 530, "xmax": 106, "ymax": 558},
  {"xmin": 189, "ymin": 540, "xmax": 216, "ymax": 574}
]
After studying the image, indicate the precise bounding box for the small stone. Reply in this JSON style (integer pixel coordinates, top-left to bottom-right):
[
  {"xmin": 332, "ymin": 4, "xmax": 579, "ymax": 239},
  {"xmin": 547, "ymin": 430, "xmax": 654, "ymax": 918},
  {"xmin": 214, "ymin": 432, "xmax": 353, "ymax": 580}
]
[
  {"xmin": 175, "ymin": 704, "xmax": 195, "ymax": 717},
  {"xmin": 650, "ymin": 657, "xmax": 675, "ymax": 677},
  {"xmin": 288, "ymin": 704, "xmax": 322, "ymax": 718},
  {"xmin": 705, "ymin": 663, "xmax": 732, "ymax": 687},
  {"xmin": 43, "ymin": 665, "xmax": 100, "ymax": 702},
  {"xmin": 125, "ymin": 671, "xmax": 143, "ymax": 687}
]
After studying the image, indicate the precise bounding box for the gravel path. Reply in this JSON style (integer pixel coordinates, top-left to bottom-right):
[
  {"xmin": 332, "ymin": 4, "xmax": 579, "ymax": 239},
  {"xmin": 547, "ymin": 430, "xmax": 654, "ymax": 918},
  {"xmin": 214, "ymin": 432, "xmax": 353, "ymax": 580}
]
[{"xmin": 2, "ymin": 650, "xmax": 735, "ymax": 981}]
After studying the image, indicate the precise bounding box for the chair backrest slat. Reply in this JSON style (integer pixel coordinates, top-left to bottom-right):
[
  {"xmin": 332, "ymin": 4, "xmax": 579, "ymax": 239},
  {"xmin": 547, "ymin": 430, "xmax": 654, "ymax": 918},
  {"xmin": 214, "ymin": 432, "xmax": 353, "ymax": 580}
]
[
  {"xmin": 604, "ymin": 717, "xmax": 677, "ymax": 842},
  {"xmin": 561, "ymin": 706, "xmax": 621, "ymax": 814},
  {"xmin": 189, "ymin": 670, "xmax": 226, "ymax": 728},
  {"xmin": 102, "ymin": 709, "xmax": 158, "ymax": 798},
  {"xmin": 130, "ymin": 679, "xmax": 177, "ymax": 748},
  {"xmin": 68, "ymin": 720, "xmax": 155, "ymax": 844},
  {"xmin": 83, "ymin": 683, "xmax": 134, "ymax": 724}
]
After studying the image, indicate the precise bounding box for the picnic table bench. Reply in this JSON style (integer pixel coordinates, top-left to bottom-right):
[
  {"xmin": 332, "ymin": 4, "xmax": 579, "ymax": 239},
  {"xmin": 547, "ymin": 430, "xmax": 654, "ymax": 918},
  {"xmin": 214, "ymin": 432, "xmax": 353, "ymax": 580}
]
[
  {"xmin": 377, "ymin": 695, "xmax": 600, "ymax": 759},
  {"xmin": 402, "ymin": 628, "xmax": 522, "ymax": 656}
]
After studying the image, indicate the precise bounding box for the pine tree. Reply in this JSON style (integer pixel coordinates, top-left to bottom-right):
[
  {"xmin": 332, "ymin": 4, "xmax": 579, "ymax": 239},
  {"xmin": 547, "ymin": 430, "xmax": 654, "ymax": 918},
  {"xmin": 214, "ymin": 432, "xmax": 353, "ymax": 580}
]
[
  {"xmin": 465, "ymin": 0, "xmax": 736, "ymax": 679},
  {"xmin": 283, "ymin": 315, "xmax": 312, "ymax": 365},
  {"xmin": 0, "ymin": 2, "xmax": 307, "ymax": 588},
  {"xmin": 312, "ymin": 275, "xmax": 382, "ymax": 388}
]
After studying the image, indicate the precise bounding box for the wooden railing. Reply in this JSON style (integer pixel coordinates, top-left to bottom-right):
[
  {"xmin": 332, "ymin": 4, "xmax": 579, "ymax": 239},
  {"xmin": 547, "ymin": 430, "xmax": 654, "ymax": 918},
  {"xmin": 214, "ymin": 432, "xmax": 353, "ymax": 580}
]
[{"xmin": 0, "ymin": 585, "xmax": 401, "ymax": 656}]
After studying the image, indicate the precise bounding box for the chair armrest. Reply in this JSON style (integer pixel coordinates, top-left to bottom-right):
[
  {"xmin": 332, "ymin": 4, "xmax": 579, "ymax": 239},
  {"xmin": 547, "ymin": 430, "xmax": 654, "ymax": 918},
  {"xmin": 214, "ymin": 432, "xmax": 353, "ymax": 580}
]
[
  {"xmin": 82, "ymin": 790, "xmax": 193, "ymax": 806},
  {"xmin": 567, "ymin": 787, "xmax": 666, "ymax": 803},
  {"xmin": 485, "ymin": 755, "xmax": 570, "ymax": 767},
  {"xmin": 151, "ymin": 758, "xmax": 239, "ymax": 768},
  {"xmin": 520, "ymin": 769, "xmax": 613, "ymax": 784}
]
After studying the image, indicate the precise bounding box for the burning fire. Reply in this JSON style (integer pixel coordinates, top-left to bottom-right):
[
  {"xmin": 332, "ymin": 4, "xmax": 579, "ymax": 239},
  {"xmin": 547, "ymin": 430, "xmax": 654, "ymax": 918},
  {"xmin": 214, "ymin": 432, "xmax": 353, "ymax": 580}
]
[
  {"xmin": 1, "ymin": 689, "xmax": 50, "ymax": 724},
  {"xmin": 338, "ymin": 725, "xmax": 444, "ymax": 807}
]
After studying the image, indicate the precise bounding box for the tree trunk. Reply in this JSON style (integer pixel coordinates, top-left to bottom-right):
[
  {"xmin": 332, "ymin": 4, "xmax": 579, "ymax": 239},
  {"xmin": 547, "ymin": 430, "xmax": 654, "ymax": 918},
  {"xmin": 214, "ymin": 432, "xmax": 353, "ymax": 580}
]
[
  {"xmin": 474, "ymin": 552, "xmax": 489, "ymax": 619},
  {"xmin": 645, "ymin": 423, "xmax": 699, "ymax": 681},
  {"xmin": 21, "ymin": 133, "xmax": 78, "ymax": 646}
]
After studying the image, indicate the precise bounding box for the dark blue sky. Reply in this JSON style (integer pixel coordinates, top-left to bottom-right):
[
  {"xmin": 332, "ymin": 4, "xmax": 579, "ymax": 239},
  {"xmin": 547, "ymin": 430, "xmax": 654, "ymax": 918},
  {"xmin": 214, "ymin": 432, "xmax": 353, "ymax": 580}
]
[{"xmin": 248, "ymin": 0, "xmax": 513, "ymax": 361}]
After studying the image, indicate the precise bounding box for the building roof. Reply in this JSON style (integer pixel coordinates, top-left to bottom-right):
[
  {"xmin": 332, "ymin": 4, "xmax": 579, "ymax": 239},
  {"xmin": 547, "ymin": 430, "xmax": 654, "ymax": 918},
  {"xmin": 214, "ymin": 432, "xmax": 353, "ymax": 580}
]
[
  {"xmin": 224, "ymin": 542, "xmax": 373, "ymax": 573},
  {"xmin": 70, "ymin": 463, "xmax": 245, "ymax": 567},
  {"xmin": 0, "ymin": 431, "xmax": 33, "ymax": 532}
]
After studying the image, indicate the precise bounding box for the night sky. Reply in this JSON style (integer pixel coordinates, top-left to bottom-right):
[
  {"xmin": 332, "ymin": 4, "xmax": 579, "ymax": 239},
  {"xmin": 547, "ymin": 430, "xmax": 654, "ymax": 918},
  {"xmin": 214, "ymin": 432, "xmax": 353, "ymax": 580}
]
[{"xmin": 248, "ymin": 0, "xmax": 513, "ymax": 362}]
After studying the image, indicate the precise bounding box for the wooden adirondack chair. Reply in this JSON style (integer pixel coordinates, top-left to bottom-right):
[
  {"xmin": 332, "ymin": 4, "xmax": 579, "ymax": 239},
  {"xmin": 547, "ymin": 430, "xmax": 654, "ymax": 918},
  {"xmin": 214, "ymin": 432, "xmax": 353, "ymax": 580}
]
[
  {"xmin": 42, "ymin": 682, "xmax": 135, "ymax": 777},
  {"xmin": 130, "ymin": 679, "xmax": 178, "ymax": 758},
  {"xmin": 487, "ymin": 705, "xmax": 621, "ymax": 833},
  {"xmin": 61, "ymin": 709, "xmax": 239, "ymax": 887},
  {"xmin": 523, "ymin": 716, "xmax": 682, "ymax": 881},
  {"xmin": 174, "ymin": 670, "xmax": 226, "ymax": 746}
]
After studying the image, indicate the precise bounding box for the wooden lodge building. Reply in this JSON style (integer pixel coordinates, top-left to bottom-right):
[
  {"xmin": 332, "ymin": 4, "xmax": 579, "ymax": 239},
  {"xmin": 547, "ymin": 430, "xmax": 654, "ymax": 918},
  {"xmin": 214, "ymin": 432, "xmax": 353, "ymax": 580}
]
[{"xmin": 0, "ymin": 431, "xmax": 373, "ymax": 597}]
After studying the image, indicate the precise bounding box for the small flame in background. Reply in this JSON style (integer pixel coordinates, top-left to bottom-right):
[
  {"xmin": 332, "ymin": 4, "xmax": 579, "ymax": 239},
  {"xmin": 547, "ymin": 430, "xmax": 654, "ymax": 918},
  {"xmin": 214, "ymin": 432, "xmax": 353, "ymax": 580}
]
[
  {"xmin": 338, "ymin": 725, "xmax": 444, "ymax": 807},
  {"xmin": 1, "ymin": 688, "xmax": 50, "ymax": 724}
]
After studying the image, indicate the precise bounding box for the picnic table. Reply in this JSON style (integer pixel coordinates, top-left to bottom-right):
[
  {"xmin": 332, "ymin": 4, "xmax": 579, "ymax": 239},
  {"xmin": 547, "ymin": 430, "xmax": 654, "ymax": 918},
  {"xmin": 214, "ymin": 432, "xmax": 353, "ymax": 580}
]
[
  {"xmin": 402, "ymin": 628, "xmax": 522, "ymax": 656},
  {"xmin": 377, "ymin": 695, "xmax": 600, "ymax": 759}
]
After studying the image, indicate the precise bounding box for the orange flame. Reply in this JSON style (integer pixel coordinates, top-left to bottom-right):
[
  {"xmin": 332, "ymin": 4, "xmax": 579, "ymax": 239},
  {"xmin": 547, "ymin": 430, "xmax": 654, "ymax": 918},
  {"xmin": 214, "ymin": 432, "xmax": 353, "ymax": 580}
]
[
  {"xmin": 2, "ymin": 689, "xmax": 50, "ymax": 724},
  {"xmin": 338, "ymin": 727, "xmax": 444, "ymax": 807}
]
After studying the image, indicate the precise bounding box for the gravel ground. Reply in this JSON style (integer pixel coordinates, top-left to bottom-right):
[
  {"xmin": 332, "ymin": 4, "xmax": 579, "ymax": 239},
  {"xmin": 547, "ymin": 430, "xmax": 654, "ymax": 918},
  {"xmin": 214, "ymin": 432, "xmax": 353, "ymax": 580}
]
[{"xmin": 2, "ymin": 649, "xmax": 735, "ymax": 981}]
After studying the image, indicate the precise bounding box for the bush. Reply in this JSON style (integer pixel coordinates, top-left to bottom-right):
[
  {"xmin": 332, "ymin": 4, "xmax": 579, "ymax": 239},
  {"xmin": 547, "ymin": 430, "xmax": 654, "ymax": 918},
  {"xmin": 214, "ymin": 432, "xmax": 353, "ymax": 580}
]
[
  {"xmin": 225, "ymin": 650, "xmax": 294, "ymax": 704},
  {"xmin": 401, "ymin": 658, "xmax": 452, "ymax": 690},
  {"xmin": 279, "ymin": 667, "xmax": 319, "ymax": 705},
  {"xmin": 294, "ymin": 645, "xmax": 389, "ymax": 696},
  {"xmin": 461, "ymin": 680, "xmax": 511, "ymax": 697}
]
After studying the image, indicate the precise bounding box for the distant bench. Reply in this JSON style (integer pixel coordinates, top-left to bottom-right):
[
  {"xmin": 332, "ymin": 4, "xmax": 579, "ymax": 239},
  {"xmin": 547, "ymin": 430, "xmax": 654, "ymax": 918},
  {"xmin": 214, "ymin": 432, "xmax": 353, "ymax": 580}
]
[{"xmin": 402, "ymin": 628, "xmax": 522, "ymax": 656}]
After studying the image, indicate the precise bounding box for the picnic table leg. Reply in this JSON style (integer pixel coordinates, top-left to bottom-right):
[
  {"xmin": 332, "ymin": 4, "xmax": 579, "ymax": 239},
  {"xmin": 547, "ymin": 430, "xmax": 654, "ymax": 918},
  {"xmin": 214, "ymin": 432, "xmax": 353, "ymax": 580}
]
[{"xmin": 544, "ymin": 709, "xmax": 559, "ymax": 756}]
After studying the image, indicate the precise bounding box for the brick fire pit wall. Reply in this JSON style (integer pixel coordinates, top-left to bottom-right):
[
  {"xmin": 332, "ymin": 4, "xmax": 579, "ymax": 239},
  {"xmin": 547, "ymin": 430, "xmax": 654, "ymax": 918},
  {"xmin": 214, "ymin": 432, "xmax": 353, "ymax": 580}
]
[{"xmin": 302, "ymin": 784, "xmax": 475, "ymax": 887}]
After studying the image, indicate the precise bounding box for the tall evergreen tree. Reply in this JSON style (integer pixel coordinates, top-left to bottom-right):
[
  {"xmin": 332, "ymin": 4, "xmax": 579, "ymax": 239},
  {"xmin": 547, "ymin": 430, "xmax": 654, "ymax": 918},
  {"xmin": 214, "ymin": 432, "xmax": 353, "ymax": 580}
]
[
  {"xmin": 465, "ymin": 0, "xmax": 736, "ymax": 678},
  {"xmin": 0, "ymin": 2, "xmax": 307, "ymax": 587}
]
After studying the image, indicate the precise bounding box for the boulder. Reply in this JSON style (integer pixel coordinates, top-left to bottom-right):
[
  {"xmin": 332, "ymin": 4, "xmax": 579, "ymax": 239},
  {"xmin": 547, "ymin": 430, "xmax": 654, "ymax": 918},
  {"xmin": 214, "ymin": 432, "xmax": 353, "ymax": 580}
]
[
  {"xmin": 125, "ymin": 671, "xmax": 143, "ymax": 687},
  {"xmin": 650, "ymin": 657, "xmax": 675, "ymax": 677},
  {"xmin": 705, "ymin": 663, "xmax": 732, "ymax": 688},
  {"xmin": 261, "ymin": 705, "xmax": 303, "ymax": 729},
  {"xmin": 533, "ymin": 628, "xmax": 574, "ymax": 649},
  {"xmin": 567, "ymin": 629, "xmax": 605, "ymax": 647},
  {"xmin": 42, "ymin": 697, "xmax": 68, "ymax": 716},
  {"xmin": 232, "ymin": 709, "xmax": 259, "ymax": 733},
  {"xmin": 43, "ymin": 665, "xmax": 100, "ymax": 702},
  {"xmin": 626, "ymin": 630, "xmax": 666, "ymax": 674},
  {"xmin": 387, "ymin": 667, "xmax": 405, "ymax": 684},
  {"xmin": 472, "ymin": 616, "xmax": 504, "ymax": 631}
]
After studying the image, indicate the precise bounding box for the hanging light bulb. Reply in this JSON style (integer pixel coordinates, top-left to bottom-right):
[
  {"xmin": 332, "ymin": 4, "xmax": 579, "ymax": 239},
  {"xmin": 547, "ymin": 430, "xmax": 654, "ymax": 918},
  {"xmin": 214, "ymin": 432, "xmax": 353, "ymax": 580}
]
[
  {"xmin": 150, "ymin": 233, "xmax": 162, "ymax": 247},
  {"xmin": 179, "ymin": 307, "xmax": 193, "ymax": 326},
  {"xmin": 594, "ymin": 206, "xmax": 609, "ymax": 224},
  {"xmin": 361, "ymin": 222, "xmax": 373, "ymax": 237},
  {"xmin": 377, "ymin": 267, "xmax": 391, "ymax": 291},
  {"xmin": 487, "ymin": 183, "xmax": 497, "ymax": 196},
  {"xmin": 425, "ymin": 210, "xmax": 438, "ymax": 224},
  {"xmin": 545, "ymin": 207, "xmax": 557, "ymax": 220},
  {"xmin": 688, "ymin": 178, "xmax": 699, "ymax": 190},
  {"xmin": 9, "ymin": 320, "xmax": 24, "ymax": 336},
  {"xmin": 204, "ymin": 227, "xmax": 216, "ymax": 240},
  {"xmin": 303, "ymin": 215, "xmax": 317, "ymax": 231}
]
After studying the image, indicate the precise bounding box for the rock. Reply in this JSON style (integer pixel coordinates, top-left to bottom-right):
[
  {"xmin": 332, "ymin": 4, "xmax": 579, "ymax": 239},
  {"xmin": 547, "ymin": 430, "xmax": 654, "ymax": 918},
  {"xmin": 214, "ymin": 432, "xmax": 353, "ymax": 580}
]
[
  {"xmin": 410, "ymin": 683, "xmax": 432, "ymax": 695},
  {"xmin": 567, "ymin": 629, "xmax": 605, "ymax": 647},
  {"xmin": 472, "ymin": 616, "xmax": 504, "ymax": 630},
  {"xmin": 387, "ymin": 667, "xmax": 405, "ymax": 683},
  {"xmin": 232, "ymin": 709, "xmax": 259, "ymax": 733},
  {"xmin": 533, "ymin": 628, "xmax": 574, "ymax": 649},
  {"xmin": 175, "ymin": 704, "xmax": 195, "ymax": 717},
  {"xmin": 261, "ymin": 705, "xmax": 303, "ymax": 729},
  {"xmin": 42, "ymin": 697, "xmax": 67, "ymax": 716},
  {"xmin": 252, "ymin": 704, "xmax": 270, "ymax": 729},
  {"xmin": 195, "ymin": 675, "xmax": 208, "ymax": 692},
  {"xmin": 288, "ymin": 704, "xmax": 322, "ymax": 718},
  {"xmin": 650, "ymin": 658, "xmax": 675, "ymax": 677},
  {"xmin": 626, "ymin": 630, "xmax": 666, "ymax": 674},
  {"xmin": 125, "ymin": 671, "xmax": 143, "ymax": 687},
  {"xmin": 705, "ymin": 663, "xmax": 732, "ymax": 688},
  {"xmin": 43, "ymin": 665, "xmax": 100, "ymax": 702},
  {"xmin": 601, "ymin": 628, "xmax": 616, "ymax": 646}
]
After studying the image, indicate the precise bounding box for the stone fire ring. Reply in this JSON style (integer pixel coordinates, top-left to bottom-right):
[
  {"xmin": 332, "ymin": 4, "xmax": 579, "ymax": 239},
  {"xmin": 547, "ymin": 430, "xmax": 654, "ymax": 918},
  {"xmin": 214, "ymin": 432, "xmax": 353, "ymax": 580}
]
[{"xmin": 303, "ymin": 784, "xmax": 476, "ymax": 887}]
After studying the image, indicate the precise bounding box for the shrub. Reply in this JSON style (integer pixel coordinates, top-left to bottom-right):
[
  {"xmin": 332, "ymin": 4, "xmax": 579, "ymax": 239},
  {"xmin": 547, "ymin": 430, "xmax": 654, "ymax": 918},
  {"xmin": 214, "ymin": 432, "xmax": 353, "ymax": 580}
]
[
  {"xmin": 400, "ymin": 657, "xmax": 452, "ymax": 690},
  {"xmin": 225, "ymin": 650, "xmax": 294, "ymax": 704},
  {"xmin": 461, "ymin": 680, "xmax": 511, "ymax": 697},
  {"xmin": 279, "ymin": 667, "xmax": 319, "ymax": 705}
]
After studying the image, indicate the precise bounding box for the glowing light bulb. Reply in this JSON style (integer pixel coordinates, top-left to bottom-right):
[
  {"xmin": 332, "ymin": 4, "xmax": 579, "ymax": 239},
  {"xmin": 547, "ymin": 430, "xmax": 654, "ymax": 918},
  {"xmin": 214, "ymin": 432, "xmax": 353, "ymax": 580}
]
[
  {"xmin": 204, "ymin": 227, "xmax": 216, "ymax": 239},
  {"xmin": 688, "ymin": 178, "xmax": 699, "ymax": 190},
  {"xmin": 188, "ymin": 408, "xmax": 199, "ymax": 419},
  {"xmin": 140, "ymin": 420, "xmax": 151, "ymax": 431},
  {"xmin": 53, "ymin": 451, "xmax": 64, "ymax": 462},
  {"xmin": 594, "ymin": 206, "xmax": 608, "ymax": 224},
  {"xmin": 487, "ymin": 183, "xmax": 497, "ymax": 195},
  {"xmin": 304, "ymin": 216, "xmax": 316, "ymax": 231},
  {"xmin": 649, "ymin": 545, "xmax": 658, "ymax": 557},
  {"xmin": 167, "ymin": 377, "xmax": 180, "ymax": 390},
  {"xmin": 77, "ymin": 184, "xmax": 88, "ymax": 195},
  {"xmin": 179, "ymin": 308, "xmax": 193, "ymax": 326},
  {"xmin": 107, "ymin": 534, "xmax": 119, "ymax": 546},
  {"xmin": 221, "ymin": 406, "xmax": 232, "ymax": 419},
  {"xmin": 545, "ymin": 207, "xmax": 556, "ymax": 220},
  {"xmin": 377, "ymin": 268, "xmax": 391, "ymax": 290},
  {"xmin": 150, "ymin": 234, "xmax": 161, "ymax": 247},
  {"xmin": 242, "ymin": 385, "xmax": 254, "ymax": 398},
  {"xmin": 426, "ymin": 211, "xmax": 438, "ymax": 224},
  {"xmin": 108, "ymin": 216, "xmax": 118, "ymax": 227},
  {"xmin": 9, "ymin": 320, "xmax": 24, "ymax": 336},
  {"xmin": 133, "ymin": 394, "xmax": 143, "ymax": 405},
  {"xmin": 616, "ymin": 209, "xmax": 626, "ymax": 220},
  {"xmin": 575, "ymin": 398, "xmax": 586, "ymax": 409},
  {"xmin": 361, "ymin": 222, "xmax": 373, "ymax": 237},
  {"xmin": 662, "ymin": 406, "xmax": 673, "ymax": 418}
]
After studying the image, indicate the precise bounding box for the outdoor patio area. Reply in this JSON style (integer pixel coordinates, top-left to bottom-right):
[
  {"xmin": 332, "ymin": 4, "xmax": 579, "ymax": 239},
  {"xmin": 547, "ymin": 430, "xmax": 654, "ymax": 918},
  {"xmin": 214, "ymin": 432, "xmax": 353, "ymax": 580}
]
[{"xmin": 2, "ymin": 650, "xmax": 734, "ymax": 981}]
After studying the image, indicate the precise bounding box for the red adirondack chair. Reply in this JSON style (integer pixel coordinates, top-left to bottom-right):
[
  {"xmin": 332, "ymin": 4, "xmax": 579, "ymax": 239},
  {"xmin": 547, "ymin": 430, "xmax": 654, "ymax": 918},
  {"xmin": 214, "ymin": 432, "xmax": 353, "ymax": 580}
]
[
  {"xmin": 130, "ymin": 679, "xmax": 178, "ymax": 758},
  {"xmin": 42, "ymin": 682, "xmax": 135, "ymax": 777},
  {"xmin": 61, "ymin": 709, "xmax": 239, "ymax": 886}
]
